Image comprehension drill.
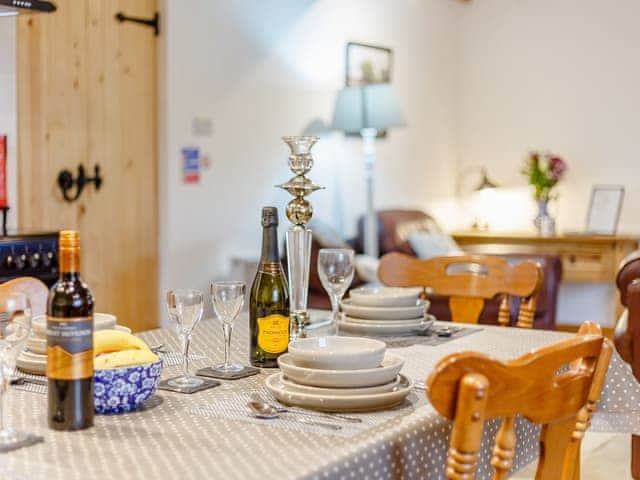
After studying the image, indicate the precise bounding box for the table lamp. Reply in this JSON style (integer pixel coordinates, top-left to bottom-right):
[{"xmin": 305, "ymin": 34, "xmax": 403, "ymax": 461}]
[
  {"xmin": 471, "ymin": 167, "xmax": 498, "ymax": 231},
  {"xmin": 332, "ymin": 84, "xmax": 405, "ymax": 258}
]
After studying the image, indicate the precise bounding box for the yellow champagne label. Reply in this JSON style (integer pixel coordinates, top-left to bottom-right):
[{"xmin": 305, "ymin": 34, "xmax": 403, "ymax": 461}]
[{"xmin": 257, "ymin": 314, "xmax": 289, "ymax": 354}]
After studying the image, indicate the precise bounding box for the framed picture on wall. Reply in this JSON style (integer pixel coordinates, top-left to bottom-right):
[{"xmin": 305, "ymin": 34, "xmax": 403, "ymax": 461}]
[
  {"xmin": 345, "ymin": 42, "xmax": 393, "ymax": 87},
  {"xmin": 585, "ymin": 185, "xmax": 625, "ymax": 235},
  {"xmin": 344, "ymin": 42, "xmax": 393, "ymax": 138}
]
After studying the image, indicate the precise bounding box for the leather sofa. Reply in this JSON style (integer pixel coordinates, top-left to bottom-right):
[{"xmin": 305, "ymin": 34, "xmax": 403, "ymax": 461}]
[
  {"xmin": 615, "ymin": 250, "xmax": 640, "ymax": 479},
  {"xmin": 304, "ymin": 210, "xmax": 562, "ymax": 330}
]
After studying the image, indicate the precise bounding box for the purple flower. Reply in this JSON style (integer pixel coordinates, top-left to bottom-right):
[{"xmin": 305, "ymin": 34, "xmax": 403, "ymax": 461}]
[{"xmin": 549, "ymin": 156, "xmax": 567, "ymax": 179}]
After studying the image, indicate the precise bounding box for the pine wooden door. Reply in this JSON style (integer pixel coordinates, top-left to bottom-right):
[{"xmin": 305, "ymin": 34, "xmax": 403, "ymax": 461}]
[{"xmin": 17, "ymin": 0, "xmax": 158, "ymax": 331}]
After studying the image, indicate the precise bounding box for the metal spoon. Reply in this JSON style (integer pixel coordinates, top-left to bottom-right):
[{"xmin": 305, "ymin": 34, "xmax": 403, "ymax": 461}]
[
  {"xmin": 247, "ymin": 401, "xmax": 342, "ymax": 431},
  {"xmin": 150, "ymin": 344, "xmax": 167, "ymax": 353},
  {"xmin": 250, "ymin": 394, "xmax": 362, "ymax": 423},
  {"xmin": 10, "ymin": 377, "xmax": 47, "ymax": 386}
]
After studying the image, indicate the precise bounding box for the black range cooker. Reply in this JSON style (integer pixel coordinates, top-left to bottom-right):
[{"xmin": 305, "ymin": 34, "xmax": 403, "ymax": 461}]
[{"xmin": 0, "ymin": 230, "xmax": 59, "ymax": 287}]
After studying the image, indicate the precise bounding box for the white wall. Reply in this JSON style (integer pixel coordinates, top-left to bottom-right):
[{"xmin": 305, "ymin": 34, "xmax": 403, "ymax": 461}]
[
  {"xmin": 158, "ymin": 0, "xmax": 461, "ymax": 315},
  {"xmin": 456, "ymin": 0, "xmax": 640, "ymax": 326},
  {"xmin": 457, "ymin": 0, "xmax": 640, "ymax": 233},
  {"xmin": 0, "ymin": 17, "xmax": 18, "ymax": 227}
]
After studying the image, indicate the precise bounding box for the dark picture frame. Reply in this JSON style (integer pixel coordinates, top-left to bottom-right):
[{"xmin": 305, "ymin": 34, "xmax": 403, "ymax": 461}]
[
  {"xmin": 345, "ymin": 42, "xmax": 393, "ymax": 87},
  {"xmin": 585, "ymin": 185, "xmax": 625, "ymax": 235}
]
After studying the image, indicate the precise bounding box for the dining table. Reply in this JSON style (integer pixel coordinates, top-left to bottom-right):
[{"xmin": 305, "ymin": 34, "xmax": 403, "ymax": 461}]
[{"xmin": 2, "ymin": 312, "xmax": 639, "ymax": 480}]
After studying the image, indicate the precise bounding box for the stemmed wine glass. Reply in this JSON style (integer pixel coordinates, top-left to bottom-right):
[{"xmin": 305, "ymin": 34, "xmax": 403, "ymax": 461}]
[
  {"xmin": 0, "ymin": 292, "xmax": 32, "ymax": 449},
  {"xmin": 166, "ymin": 289, "xmax": 204, "ymax": 388},
  {"xmin": 210, "ymin": 281, "xmax": 245, "ymax": 373},
  {"xmin": 318, "ymin": 249, "xmax": 355, "ymax": 333}
]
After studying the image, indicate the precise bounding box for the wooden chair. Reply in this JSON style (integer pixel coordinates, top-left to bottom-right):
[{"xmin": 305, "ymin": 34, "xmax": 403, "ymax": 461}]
[
  {"xmin": 378, "ymin": 253, "xmax": 543, "ymax": 327},
  {"xmin": 0, "ymin": 277, "xmax": 49, "ymax": 316},
  {"xmin": 427, "ymin": 321, "xmax": 612, "ymax": 480}
]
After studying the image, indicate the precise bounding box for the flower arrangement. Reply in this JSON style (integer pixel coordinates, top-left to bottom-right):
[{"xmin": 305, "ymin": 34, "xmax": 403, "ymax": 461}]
[{"xmin": 521, "ymin": 151, "xmax": 567, "ymax": 201}]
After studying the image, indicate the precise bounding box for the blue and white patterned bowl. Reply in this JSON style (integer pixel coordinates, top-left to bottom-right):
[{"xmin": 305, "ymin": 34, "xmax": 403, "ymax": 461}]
[{"xmin": 94, "ymin": 359, "xmax": 163, "ymax": 414}]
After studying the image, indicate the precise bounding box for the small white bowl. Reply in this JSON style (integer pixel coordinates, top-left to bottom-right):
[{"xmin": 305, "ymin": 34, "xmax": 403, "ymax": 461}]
[
  {"xmin": 349, "ymin": 287, "xmax": 422, "ymax": 308},
  {"xmin": 288, "ymin": 336, "xmax": 386, "ymax": 370}
]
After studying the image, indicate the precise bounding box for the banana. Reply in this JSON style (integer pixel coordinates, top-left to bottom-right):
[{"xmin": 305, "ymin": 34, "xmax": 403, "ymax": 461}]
[
  {"xmin": 94, "ymin": 349, "xmax": 159, "ymax": 369},
  {"xmin": 94, "ymin": 329, "xmax": 151, "ymax": 356}
]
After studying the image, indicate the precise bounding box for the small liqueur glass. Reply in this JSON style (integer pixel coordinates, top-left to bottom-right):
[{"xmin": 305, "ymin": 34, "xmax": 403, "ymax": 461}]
[
  {"xmin": 210, "ymin": 281, "xmax": 245, "ymax": 373},
  {"xmin": 0, "ymin": 292, "xmax": 32, "ymax": 449},
  {"xmin": 166, "ymin": 289, "xmax": 204, "ymax": 388},
  {"xmin": 318, "ymin": 248, "xmax": 355, "ymax": 334}
]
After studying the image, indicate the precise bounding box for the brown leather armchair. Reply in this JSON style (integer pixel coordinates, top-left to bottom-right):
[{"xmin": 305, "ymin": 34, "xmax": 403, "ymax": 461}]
[
  {"xmin": 355, "ymin": 210, "xmax": 562, "ymax": 329},
  {"xmin": 615, "ymin": 250, "xmax": 640, "ymax": 479}
]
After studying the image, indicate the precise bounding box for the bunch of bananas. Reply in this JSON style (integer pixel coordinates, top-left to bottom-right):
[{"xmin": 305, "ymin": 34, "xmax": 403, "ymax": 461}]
[{"xmin": 94, "ymin": 330, "xmax": 159, "ymax": 369}]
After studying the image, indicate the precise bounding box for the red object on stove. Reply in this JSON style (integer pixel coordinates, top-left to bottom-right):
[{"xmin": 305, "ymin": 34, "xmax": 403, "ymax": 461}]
[{"xmin": 0, "ymin": 135, "xmax": 7, "ymax": 208}]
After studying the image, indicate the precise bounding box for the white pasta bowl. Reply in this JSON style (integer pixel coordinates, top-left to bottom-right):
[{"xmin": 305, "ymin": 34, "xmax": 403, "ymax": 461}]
[
  {"xmin": 288, "ymin": 336, "xmax": 386, "ymax": 370},
  {"xmin": 348, "ymin": 287, "xmax": 422, "ymax": 308}
]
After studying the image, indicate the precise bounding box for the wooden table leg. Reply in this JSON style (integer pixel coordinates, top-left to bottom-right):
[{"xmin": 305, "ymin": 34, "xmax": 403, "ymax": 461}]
[{"xmin": 632, "ymin": 435, "xmax": 640, "ymax": 479}]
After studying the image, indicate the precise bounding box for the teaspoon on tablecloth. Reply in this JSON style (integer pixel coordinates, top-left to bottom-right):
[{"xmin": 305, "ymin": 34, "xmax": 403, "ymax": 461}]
[
  {"xmin": 250, "ymin": 394, "xmax": 362, "ymax": 423},
  {"xmin": 247, "ymin": 401, "xmax": 342, "ymax": 431},
  {"xmin": 10, "ymin": 377, "xmax": 47, "ymax": 386}
]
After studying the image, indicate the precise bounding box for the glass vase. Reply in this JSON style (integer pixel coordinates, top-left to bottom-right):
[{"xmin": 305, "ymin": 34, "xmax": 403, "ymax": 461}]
[{"xmin": 534, "ymin": 199, "xmax": 556, "ymax": 237}]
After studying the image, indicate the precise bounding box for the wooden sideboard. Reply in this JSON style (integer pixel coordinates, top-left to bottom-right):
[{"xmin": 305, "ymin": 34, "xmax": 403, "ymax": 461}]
[{"xmin": 451, "ymin": 231, "xmax": 640, "ymax": 323}]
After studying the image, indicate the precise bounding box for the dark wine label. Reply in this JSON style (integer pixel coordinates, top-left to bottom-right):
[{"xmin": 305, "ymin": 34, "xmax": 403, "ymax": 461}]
[
  {"xmin": 257, "ymin": 314, "xmax": 289, "ymax": 354},
  {"xmin": 46, "ymin": 316, "xmax": 93, "ymax": 380}
]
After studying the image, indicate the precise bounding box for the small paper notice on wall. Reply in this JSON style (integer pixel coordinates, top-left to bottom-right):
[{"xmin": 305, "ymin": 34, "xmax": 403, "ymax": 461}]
[{"xmin": 181, "ymin": 146, "xmax": 200, "ymax": 184}]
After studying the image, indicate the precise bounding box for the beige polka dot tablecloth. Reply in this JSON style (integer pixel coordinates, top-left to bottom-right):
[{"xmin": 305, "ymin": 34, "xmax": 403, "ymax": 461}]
[{"xmin": 2, "ymin": 317, "xmax": 636, "ymax": 480}]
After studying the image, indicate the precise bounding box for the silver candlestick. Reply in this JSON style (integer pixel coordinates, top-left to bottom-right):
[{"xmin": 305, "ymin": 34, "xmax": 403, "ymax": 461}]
[{"xmin": 276, "ymin": 136, "xmax": 323, "ymax": 340}]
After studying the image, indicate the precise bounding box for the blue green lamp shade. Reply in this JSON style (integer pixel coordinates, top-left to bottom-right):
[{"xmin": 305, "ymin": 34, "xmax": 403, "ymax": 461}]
[{"xmin": 332, "ymin": 84, "xmax": 406, "ymax": 133}]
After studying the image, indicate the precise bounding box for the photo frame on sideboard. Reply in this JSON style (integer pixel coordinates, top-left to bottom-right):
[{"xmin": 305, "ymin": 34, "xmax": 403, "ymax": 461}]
[{"xmin": 585, "ymin": 185, "xmax": 625, "ymax": 235}]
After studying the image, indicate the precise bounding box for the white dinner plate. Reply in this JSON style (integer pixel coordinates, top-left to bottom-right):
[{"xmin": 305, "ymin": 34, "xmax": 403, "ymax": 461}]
[
  {"xmin": 27, "ymin": 336, "xmax": 46, "ymax": 355},
  {"xmin": 114, "ymin": 325, "xmax": 132, "ymax": 334},
  {"xmin": 277, "ymin": 352, "xmax": 404, "ymax": 388},
  {"xmin": 280, "ymin": 374, "xmax": 401, "ymax": 396},
  {"xmin": 16, "ymin": 349, "xmax": 46, "ymax": 375},
  {"xmin": 17, "ymin": 323, "xmax": 132, "ymax": 375},
  {"xmin": 339, "ymin": 315, "xmax": 435, "ymax": 336},
  {"xmin": 340, "ymin": 298, "xmax": 429, "ymax": 320},
  {"xmin": 348, "ymin": 287, "xmax": 422, "ymax": 308},
  {"xmin": 266, "ymin": 372, "xmax": 413, "ymax": 412},
  {"xmin": 288, "ymin": 336, "xmax": 386, "ymax": 370},
  {"xmin": 32, "ymin": 312, "xmax": 117, "ymax": 336}
]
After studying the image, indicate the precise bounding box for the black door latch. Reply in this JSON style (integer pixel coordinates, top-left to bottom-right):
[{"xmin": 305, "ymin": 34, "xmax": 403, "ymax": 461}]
[{"xmin": 57, "ymin": 165, "xmax": 103, "ymax": 203}]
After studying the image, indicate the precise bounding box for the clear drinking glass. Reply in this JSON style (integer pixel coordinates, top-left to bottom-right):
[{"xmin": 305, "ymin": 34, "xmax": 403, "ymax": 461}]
[
  {"xmin": 166, "ymin": 289, "xmax": 204, "ymax": 388},
  {"xmin": 0, "ymin": 292, "xmax": 32, "ymax": 448},
  {"xmin": 210, "ymin": 281, "xmax": 245, "ymax": 373},
  {"xmin": 318, "ymin": 248, "xmax": 355, "ymax": 332}
]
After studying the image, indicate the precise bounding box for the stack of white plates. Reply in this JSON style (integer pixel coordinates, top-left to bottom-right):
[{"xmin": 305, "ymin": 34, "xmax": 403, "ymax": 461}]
[
  {"xmin": 17, "ymin": 313, "xmax": 131, "ymax": 375},
  {"xmin": 338, "ymin": 287, "xmax": 434, "ymax": 336},
  {"xmin": 267, "ymin": 336, "xmax": 412, "ymax": 412}
]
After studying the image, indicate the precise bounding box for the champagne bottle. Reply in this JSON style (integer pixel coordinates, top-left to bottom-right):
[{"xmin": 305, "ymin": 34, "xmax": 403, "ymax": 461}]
[
  {"xmin": 250, "ymin": 207, "xmax": 290, "ymax": 367},
  {"xmin": 47, "ymin": 230, "xmax": 94, "ymax": 430}
]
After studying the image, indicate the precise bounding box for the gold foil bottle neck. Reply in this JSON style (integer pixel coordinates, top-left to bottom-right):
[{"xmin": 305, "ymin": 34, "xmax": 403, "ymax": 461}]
[
  {"xmin": 59, "ymin": 230, "xmax": 80, "ymax": 249},
  {"xmin": 59, "ymin": 230, "xmax": 80, "ymax": 273}
]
